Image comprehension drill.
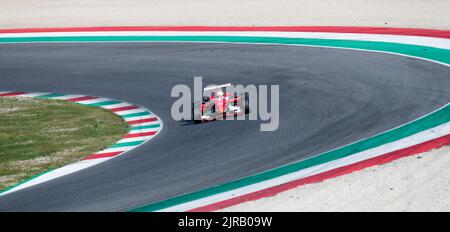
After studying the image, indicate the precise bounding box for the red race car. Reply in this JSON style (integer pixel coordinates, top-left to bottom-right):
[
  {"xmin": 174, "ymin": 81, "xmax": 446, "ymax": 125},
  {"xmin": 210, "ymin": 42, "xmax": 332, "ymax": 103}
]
[{"xmin": 192, "ymin": 83, "xmax": 250, "ymax": 123}]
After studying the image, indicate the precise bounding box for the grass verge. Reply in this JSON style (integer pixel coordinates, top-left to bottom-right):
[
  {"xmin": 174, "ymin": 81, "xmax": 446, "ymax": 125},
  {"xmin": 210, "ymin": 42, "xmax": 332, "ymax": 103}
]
[{"xmin": 0, "ymin": 97, "xmax": 129, "ymax": 191}]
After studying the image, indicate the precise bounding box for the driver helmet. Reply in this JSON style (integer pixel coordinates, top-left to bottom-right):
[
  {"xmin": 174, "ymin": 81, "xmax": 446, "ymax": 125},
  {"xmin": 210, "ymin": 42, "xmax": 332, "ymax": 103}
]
[{"xmin": 216, "ymin": 90, "xmax": 224, "ymax": 98}]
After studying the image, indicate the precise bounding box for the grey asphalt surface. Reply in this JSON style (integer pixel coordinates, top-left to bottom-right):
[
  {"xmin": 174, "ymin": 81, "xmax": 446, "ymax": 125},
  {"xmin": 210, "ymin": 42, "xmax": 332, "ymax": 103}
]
[{"xmin": 0, "ymin": 42, "xmax": 449, "ymax": 211}]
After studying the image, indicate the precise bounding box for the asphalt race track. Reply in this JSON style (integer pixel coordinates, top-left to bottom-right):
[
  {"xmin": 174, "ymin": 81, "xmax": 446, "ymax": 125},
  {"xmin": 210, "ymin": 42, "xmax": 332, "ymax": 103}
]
[{"xmin": 0, "ymin": 42, "xmax": 449, "ymax": 211}]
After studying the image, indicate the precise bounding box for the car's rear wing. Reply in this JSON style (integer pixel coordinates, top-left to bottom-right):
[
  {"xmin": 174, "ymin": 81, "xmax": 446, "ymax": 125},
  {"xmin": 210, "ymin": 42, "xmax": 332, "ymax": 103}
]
[{"xmin": 203, "ymin": 83, "xmax": 232, "ymax": 91}]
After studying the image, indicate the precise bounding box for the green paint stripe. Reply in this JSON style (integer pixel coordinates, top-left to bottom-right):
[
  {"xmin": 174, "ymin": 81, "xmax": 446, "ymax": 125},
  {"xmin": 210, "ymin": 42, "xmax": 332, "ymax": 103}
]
[
  {"xmin": 36, "ymin": 93, "xmax": 66, "ymax": 99},
  {"xmin": 85, "ymin": 100, "xmax": 122, "ymax": 107},
  {"xmin": 121, "ymin": 111, "xmax": 152, "ymax": 119},
  {"xmin": 0, "ymin": 169, "xmax": 54, "ymax": 194},
  {"xmin": 110, "ymin": 140, "xmax": 144, "ymax": 148},
  {"xmin": 130, "ymin": 124, "xmax": 161, "ymax": 130}
]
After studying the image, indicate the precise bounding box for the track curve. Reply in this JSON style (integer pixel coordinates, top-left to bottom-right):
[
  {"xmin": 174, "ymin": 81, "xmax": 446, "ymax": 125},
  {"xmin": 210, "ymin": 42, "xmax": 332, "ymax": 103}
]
[{"xmin": 0, "ymin": 42, "xmax": 449, "ymax": 211}]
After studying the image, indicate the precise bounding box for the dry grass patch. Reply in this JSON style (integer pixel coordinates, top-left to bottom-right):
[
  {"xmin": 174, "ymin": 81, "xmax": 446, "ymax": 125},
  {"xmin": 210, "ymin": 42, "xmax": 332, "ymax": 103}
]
[{"xmin": 0, "ymin": 97, "xmax": 129, "ymax": 191}]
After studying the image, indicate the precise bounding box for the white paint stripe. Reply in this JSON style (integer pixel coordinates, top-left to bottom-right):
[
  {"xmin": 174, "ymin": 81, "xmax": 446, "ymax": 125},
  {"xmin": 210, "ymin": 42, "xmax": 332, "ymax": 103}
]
[
  {"xmin": 114, "ymin": 108, "xmax": 146, "ymax": 116},
  {"xmin": 129, "ymin": 128, "xmax": 160, "ymax": 133},
  {"xmin": 129, "ymin": 130, "xmax": 160, "ymax": 135},
  {"xmin": 50, "ymin": 94, "xmax": 86, "ymax": 100},
  {"xmin": 123, "ymin": 115, "xmax": 154, "ymax": 122},
  {"xmin": 101, "ymin": 102, "xmax": 132, "ymax": 109},
  {"xmin": 0, "ymin": 31, "xmax": 449, "ymax": 49},
  {"xmin": 117, "ymin": 137, "xmax": 153, "ymax": 143},
  {"xmin": 16, "ymin": 92, "xmax": 50, "ymax": 97},
  {"xmin": 76, "ymin": 97, "xmax": 111, "ymax": 105},
  {"xmin": 0, "ymin": 157, "xmax": 111, "ymax": 195},
  {"xmin": 159, "ymin": 121, "xmax": 450, "ymax": 212},
  {"xmin": 94, "ymin": 146, "xmax": 139, "ymax": 154}
]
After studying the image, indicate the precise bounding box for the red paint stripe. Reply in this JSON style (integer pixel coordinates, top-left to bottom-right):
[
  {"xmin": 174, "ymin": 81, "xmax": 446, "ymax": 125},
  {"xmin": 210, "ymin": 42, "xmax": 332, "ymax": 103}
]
[
  {"xmin": 188, "ymin": 133, "xmax": 450, "ymax": 212},
  {"xmin": 65, "ymin": 96, "xmax": 97, "ymax": 102},
  {"xmin": 122, "ymin": 131, "xmax": 156, "ymax": 138},
  {"xmin": 111, "ymin": 105, "xmax": 139, "ymax": 112},
  {"xmin": 127, "ymin": 117, "xmax": 157, "ymax": 125},
  {"xmin": 0, "ymin": 26, "xmax": 449, "ymax": 39},
  {"xmin": 82, "ymin": 151, "xmax": 123, "ymax": 160},
  {"xmin": 0, "ymin": 91, "xmax": 27, "ymax": 96}
]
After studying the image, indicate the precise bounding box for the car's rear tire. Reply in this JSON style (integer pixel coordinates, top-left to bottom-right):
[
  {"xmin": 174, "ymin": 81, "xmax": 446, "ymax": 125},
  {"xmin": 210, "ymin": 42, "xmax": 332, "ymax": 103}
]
[{"xmin": 244, "ymin": 93, "xmax": 250, "ymax": 114}]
